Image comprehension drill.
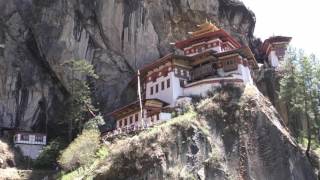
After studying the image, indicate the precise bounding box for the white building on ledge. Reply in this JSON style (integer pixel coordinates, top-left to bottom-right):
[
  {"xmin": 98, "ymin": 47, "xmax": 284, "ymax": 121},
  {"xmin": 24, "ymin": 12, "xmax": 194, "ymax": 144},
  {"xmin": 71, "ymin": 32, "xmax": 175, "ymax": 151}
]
[
  {"xmin": 14, "ymin": 132, "xmax": 46, "ymax": 159},
  {"xmin": 103, "ymin": 21, "xmax": 258, "ymax": 139},
  {"xmin": 261, "ymin": 36, "xmax": 292, "ymax": 70}
]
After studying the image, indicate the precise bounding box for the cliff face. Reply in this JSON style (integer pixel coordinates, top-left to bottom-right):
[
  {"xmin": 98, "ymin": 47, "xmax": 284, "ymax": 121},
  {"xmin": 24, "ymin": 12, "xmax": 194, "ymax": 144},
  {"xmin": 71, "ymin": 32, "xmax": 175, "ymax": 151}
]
[
  {"xmin": 82, "ymin": 85, "xmax": 316, "ymax": 180},
  {"xmin": 0, "ymin": 0, "xmax": 255, "ymax": 132}
]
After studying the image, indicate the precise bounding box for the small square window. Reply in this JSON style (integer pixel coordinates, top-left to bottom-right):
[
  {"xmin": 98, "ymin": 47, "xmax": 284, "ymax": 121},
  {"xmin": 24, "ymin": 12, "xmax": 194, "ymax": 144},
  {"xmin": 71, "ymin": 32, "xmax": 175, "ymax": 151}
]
[
  {"xmin": 35, "ymin": 136, "xmax": 43, "ymax": 142},
  {"xmin": 180, "ymin": 79, "xmax": 185, "ymax": 87},
  {"xmin": 21, "ymin": 134, "xmax": 29, "ymax": 141}
]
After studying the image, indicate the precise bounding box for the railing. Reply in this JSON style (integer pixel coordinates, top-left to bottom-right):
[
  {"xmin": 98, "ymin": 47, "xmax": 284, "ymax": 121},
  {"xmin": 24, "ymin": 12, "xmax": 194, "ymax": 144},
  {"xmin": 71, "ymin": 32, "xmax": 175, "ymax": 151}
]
[
  {"xmin": 191, "ymin": 63, "xmax": 216, "ymax": 81},
  {"xmin": 102, "ymin": 120, "xmax": 165, "ymax": 140}
]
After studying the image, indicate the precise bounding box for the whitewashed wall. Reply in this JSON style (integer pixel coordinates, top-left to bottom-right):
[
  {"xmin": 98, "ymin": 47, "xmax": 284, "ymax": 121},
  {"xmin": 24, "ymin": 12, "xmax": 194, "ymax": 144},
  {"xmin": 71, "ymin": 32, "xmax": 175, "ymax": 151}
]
[
  {"xmin": 14, "ymin": 144, "xmax": 44, "ymax": 159},
  {"xmin": 146, "ymin": 72, "xmax": 184, "ymax": 107},
  {"xmin": 268, "ymin": 50, "xmax": 279, "ymax": 68},
  {"xmin": 146, "ymin": 72, "xmax": 173, "ymax": 105}
]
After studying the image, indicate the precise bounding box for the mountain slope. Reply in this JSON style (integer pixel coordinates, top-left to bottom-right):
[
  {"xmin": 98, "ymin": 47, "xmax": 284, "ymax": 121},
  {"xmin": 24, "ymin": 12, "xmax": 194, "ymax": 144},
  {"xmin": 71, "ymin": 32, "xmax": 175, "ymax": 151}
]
[{"xmin": 66, "ymin": 85, "xmax": 316, "ymax": 180}]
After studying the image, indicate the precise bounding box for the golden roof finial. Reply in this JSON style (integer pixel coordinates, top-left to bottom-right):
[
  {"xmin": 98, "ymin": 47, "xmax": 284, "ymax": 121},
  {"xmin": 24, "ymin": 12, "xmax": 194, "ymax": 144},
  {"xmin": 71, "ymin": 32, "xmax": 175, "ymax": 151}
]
[{"xmin": 191, "ymin": 20, "xmax": 220, "ymax": 37}]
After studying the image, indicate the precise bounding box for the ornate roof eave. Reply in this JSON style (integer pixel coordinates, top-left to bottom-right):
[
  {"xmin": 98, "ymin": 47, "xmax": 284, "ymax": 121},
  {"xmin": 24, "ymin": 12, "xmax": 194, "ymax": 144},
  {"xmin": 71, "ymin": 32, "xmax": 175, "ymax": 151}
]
[
  {"xmin": 175, "ymin": 29, "xmax": 241, "ymax": 50},
  {"xmin": 261, "ymin": 36, "xmax": 292, "ymax": 55}
]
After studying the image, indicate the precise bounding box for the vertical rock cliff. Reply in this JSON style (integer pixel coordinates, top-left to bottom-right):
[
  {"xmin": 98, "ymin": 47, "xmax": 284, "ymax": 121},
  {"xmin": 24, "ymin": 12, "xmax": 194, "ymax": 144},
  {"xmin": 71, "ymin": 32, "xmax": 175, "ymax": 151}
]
[{"xmin": 0, "ymin": 0, "xmax": 256, "ymax": 132}]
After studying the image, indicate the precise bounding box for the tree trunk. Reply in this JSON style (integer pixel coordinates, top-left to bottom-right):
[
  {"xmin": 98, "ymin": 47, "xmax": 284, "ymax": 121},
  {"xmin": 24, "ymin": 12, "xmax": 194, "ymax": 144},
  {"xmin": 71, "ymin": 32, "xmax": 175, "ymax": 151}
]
[
  {"xmin": 304, "ymin": 89, "xmax": 311, "ymax": 159},
  {"xmin": 68, "ymin": 118, "xmax": 73, "ymax": 143},
  {"xmin": 306, "ymin": 114, "xmax": 311, "ymax": 159}
]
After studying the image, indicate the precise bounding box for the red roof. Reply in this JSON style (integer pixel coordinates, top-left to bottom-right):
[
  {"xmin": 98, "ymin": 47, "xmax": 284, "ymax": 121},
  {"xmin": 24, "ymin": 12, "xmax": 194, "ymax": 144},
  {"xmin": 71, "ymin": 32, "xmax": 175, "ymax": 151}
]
[
  {"xmin": 109, "ymin": 99, "xmax": 169, "ymax": 118},
  {"xmin": 175, "ymin": 29, "xmax": 241, "ymax": 50},
  {"xmin": 261, "ymin": 36, "xmax": 292, "ymax": 54}
]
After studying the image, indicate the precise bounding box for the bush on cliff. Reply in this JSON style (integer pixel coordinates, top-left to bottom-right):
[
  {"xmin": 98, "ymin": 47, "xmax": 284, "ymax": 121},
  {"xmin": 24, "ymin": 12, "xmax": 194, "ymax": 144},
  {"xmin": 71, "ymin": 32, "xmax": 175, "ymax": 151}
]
[
  {"xmin": 58, "ymin": 129, "xmax": 100, "ymax": 171},
  {"xmin": 33, "ymin": 138, "xmax": 67, "ymax": 169}
]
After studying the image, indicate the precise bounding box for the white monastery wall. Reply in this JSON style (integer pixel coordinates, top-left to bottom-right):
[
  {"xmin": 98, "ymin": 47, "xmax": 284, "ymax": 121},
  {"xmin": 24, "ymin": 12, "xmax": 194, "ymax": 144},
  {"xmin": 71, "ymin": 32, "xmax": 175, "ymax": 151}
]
[
  {"xmin": 146, "ymin": 72, "xmax": 174, "ymax": 106},
  {"xmin": 268, "ymin": 50, "xmax": 279, "ymax": 68},
  {"xmin": 236, "ymin": 64, "xmax": 253, "ymax": 84},
  {"xmin": 171, "ymin": 73, "xmax": 184, "ymax": 106},
  {"xmin": 159, "ymin": 112, "xmax": 171, "ymax": 121},
  {"xmin": 15, "ymin": 144, "xmax": 44, "ymax": 159}
]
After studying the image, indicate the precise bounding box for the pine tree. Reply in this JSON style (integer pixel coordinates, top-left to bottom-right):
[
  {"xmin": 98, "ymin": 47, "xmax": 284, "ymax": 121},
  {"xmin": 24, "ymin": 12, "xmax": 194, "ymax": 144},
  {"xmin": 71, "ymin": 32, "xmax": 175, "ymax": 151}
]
[
  {"xmin": 280, "ymin": 49, "xmax": 320, "ymax": 158},
  {"xmin": 62, "ymin": 59, "xmax": 99, "ymax": 142},
  {"xmin": 280, "ymin": 48, "xmax": 301, "ymax": 136}
]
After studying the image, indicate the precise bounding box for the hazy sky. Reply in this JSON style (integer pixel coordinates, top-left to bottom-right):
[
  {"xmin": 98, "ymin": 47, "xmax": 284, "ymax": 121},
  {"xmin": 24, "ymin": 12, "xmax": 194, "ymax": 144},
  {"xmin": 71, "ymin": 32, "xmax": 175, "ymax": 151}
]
[{"xmin": 240, "ymin": 0, "xmax": 320, "ymax": 56}]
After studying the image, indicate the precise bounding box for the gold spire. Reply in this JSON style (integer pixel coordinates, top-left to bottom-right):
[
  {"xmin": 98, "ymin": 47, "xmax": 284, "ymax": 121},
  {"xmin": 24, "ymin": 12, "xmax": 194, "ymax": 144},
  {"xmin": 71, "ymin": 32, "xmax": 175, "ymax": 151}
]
[{"xmin": 191, "ymin": 20, "xmax": 220, "ymax": 37}]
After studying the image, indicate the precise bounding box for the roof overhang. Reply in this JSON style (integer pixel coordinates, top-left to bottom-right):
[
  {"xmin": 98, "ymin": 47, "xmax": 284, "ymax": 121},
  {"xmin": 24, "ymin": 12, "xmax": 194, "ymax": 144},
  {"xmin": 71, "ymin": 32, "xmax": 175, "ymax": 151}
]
[
  {"xmin": 175, "ymin": 29, "xmax": 241, "ymax": 50},
  {"xmin": 261, "ymin": 36, "xmax": 292, "ymax": 55}
]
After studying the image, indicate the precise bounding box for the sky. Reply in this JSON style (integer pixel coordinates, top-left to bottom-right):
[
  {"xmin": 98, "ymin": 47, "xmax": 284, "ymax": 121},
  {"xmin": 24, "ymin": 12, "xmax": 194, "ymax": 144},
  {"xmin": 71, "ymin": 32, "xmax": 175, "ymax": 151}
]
[{"xmin": 240, "ymin": 0, "xmax": 320, "ymax": 57}]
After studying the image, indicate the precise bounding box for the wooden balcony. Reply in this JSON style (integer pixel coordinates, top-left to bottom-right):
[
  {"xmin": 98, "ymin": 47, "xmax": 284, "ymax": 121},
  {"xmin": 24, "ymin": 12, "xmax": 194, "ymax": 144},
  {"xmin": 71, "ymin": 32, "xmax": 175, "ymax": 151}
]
[{"xmin": 191, "ymin": 63, "xmax": 217, "ymax": 81}]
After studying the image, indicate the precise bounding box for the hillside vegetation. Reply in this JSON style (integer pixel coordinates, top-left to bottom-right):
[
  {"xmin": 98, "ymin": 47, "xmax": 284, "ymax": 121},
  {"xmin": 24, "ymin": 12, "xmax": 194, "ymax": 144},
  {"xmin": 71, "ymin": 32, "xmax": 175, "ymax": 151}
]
[{"xmin": 60, "ymin": 85, "xmax": 317, "ymax": 180}]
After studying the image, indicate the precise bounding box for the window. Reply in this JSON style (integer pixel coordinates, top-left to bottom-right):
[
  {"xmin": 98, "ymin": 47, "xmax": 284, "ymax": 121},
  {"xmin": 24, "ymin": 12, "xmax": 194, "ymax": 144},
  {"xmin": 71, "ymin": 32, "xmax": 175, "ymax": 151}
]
[
  {"xmin": 119, "ymin": 120, "xmax": 123, "ymax": 127},
  {"xmin": 161, "ymin": 81, "xmax": 165, "ymax": 90},
  {"xmin": 183, "ymin": 70, "xmax": 187, "ymax": 77},
  {"xmin": 124, "ymin": 119, "xmax": 127, "ymax": 126},
  {"xmin": 35, "ymin": 136, "xmax": 43, "ymax": 142},
  {"xmin": 155, "ymin": 84, "xmax": 159, "ymax": 93},
  {"xmin": 180, "ymin": 79, "xmax": 185, "ymax": 87},
  {"xmin": 151, "ymin": 116, "xmax": 154, "ymax": 122},
  {"xmin": 129, "ymin": 116, "xmax": 133, "ymax": 124},
  {"xmin": 167, "ymin": 79, "xmax": 170, "ymax": 88},
  {"xmin": 135, "ymin": 114, "xmax": 139, "ymax": 122},
  {"xmin": 157, "ymin": 114, "xmax": 160, "ymax": 121},
  {"xmin": 21, "ymin": 134, "xmax": 29, "ymax": 141},
  {"xmin": 150, "ymin": 87, "xmax": 153, "ymax": 95}
]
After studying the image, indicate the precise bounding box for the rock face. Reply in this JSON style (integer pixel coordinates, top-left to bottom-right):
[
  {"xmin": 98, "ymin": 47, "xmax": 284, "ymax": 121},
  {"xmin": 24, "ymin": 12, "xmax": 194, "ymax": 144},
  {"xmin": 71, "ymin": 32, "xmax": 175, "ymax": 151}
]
[
  {"xmin": 90, "ymin": 85, "xmax": 316, "ymax": 180},
  {"xmin": 0, "ymin": 0, "xmax": 255, "ymax": 132}
]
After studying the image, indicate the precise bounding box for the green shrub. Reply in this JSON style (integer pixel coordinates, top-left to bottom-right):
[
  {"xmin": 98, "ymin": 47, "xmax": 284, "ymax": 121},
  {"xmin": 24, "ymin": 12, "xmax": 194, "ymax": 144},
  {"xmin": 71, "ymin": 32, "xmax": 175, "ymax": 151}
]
[
  {"xmin": 83, "ymin": 115, "xmax": 105, "ymax": 131},
  {"xmin": 58, "ymin": 129, "xmax": 100, "ymax": 171},
  {"xmin": 33, "ymin": 138, "xmax": 67, "ymax": 169}
]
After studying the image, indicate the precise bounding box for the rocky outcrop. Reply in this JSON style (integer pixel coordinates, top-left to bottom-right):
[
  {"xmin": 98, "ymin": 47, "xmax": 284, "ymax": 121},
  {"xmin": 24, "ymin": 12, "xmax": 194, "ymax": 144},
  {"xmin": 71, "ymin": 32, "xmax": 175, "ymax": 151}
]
[
  {"xmin": 0, "ymin": 0, "xmax": 256, "ymax": 132},
  {"xmin": 88, "ymin": 85, "xmax": 316, "ymax": 180}
]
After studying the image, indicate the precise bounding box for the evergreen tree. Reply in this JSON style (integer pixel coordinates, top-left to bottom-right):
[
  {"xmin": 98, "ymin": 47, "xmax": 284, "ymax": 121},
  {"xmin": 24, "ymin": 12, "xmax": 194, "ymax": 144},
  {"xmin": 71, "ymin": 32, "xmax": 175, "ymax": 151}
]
[
  {"xmin": 62, "ymin": 59, "xmax": 99, "ymax": 142},
  {"xmin": 280, "ymin": 48, "xmax": 301, "ymax": 136},
  {"xmin": 280, "ymin": 49, "xmax": 320, "ymax": 158}
]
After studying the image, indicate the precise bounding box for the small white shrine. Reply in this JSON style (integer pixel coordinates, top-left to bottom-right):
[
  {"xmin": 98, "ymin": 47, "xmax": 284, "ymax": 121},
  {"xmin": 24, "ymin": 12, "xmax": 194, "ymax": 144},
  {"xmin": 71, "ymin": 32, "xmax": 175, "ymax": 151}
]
[{"xmin": 14, "ymin": 132, "xmax": 46, "ymax": 159}]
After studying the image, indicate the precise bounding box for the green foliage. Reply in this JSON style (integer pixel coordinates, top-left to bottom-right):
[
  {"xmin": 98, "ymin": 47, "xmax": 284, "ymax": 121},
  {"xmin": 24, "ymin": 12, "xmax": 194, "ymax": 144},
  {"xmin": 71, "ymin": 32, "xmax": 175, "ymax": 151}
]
[
  {"xmin": 83, "ymin": 115, "xmax": 105, "ymax": 131},
  {"xmin": 33, "ymin": 138, "xmax": 67, "ymax": 169},
  {"xmin": 58, "ymin": 130, "xmax": 101, "ymax": 171},
  {"xmin": 96, "ymin": 146, "xmax": 109, "ymax": 159},
  {"xmin": 280, "ymin": 48, "xmax": 320, "ymax": 155},
  {"xmin": 61, "ymin": 59, "xmax": 100, "ymax": 141}
]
